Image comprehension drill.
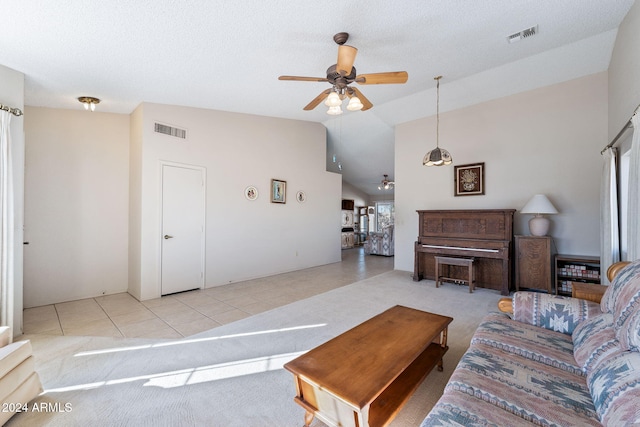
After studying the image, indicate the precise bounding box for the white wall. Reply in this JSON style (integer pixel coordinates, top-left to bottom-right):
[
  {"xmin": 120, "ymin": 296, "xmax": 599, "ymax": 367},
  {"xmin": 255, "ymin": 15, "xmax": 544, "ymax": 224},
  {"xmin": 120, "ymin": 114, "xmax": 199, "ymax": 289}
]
[
  {"xmin": 395, "ymin": 72, "xmax": 608, "ymax": 272},
  {"xmin": 129, "ymin": 103, "xmax": 341, "ymax": 300},
  {"xmin": 0, "ymin": 64, "xmax": 25, "ymax": 335},
  {"xmin": 609, "ymin": 0, "xmax": 640, "ymax": 139},
  {"xmin": 342, "ymin": 181, "xmax": 369, "ymax": 207},
  {"xmin": 23, "ymin": 108, "xmax": 130, "ymax": 307}
]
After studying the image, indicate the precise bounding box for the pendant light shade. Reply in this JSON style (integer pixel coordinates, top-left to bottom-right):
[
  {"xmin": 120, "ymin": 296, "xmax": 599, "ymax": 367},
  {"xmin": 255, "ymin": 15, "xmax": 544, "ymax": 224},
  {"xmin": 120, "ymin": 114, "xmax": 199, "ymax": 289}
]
[
  {"xmin": 423, "ymin": 76, "xmax": 452, "ymax": 167},
  {"xmin": 423, "ymin": 147, "xmax": 452, "ymax": 166}
]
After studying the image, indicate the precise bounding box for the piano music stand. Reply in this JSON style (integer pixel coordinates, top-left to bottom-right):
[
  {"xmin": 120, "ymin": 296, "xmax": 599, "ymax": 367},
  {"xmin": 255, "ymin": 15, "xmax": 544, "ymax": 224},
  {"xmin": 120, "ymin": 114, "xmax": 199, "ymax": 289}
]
[{"xmin": 435, "ymin": 256, "xmax": 475, "ymax": 293}]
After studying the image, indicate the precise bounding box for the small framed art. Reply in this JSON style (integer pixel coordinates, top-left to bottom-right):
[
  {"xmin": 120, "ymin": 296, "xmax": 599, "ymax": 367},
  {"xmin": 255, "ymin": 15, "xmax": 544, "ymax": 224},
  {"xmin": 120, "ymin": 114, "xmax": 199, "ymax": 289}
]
[
  {"xmin": 296, "ymin": 191, "xmax": 306, "ymax": 203},
  {"xmin": 271, "ymin": 179, "xmax": 286, "ymax": 203},
  {"xmin": 454, "ymin": 162, "xmax": 485, "ymax": 196},
  {"xmin": 244, "ymin": 185, "xmax": 258, "ymax": 201}
]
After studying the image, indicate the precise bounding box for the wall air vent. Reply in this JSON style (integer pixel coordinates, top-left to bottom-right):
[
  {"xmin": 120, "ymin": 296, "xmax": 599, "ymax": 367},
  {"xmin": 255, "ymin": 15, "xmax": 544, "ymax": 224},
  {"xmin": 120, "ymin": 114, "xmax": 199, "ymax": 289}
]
[
  {"xmin": 507, "ymin": 25, "xmax": 538, "ymax": 44},
  {"xmin": 154, "ymin": 122, "xmax": 187, "ymax": 140}
]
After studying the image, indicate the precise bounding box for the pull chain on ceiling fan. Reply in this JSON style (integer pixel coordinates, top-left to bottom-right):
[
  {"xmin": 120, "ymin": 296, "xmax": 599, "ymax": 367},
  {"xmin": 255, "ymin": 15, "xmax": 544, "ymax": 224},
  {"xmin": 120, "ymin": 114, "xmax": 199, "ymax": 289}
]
[{"xmin": 279, "ymin": 32, "xmax": 409, "ymax": 115}]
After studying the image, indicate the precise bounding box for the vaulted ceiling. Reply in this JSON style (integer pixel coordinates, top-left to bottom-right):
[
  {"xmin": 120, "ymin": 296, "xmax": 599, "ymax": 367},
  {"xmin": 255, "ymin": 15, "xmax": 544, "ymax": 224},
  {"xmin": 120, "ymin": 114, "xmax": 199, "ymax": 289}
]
[{"xmin": 1, "ymin": 1, "xmax": 634, "ymax": 195}]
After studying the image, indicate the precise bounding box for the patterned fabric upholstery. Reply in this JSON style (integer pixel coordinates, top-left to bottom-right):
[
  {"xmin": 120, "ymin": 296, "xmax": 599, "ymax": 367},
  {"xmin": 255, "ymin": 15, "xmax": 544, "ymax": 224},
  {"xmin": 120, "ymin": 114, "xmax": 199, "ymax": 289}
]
[
  {"xmin": 573, "ymin": 313, "xmax": 620, "ymax": 375},
  {"xmin": 587, "ymin": 351, "xmax": 640, "ymax": 426},
  {"xmin": 600, "ymin": 259, "xmax": 640, "ymax": 314},
  {"xmin": 472, "ymin": 312, "xmax": 582, "ymax": 375},
  {"xmin": 599, "ymin": 260, "xmax": 640, "ymax": 352},
  {"xmin": 512, "ymin": 291, "xmax": 601, "ymax": 335},
  {"xmin": 434, "ymin": 343, "xmax": 600, "ymax": 426},
  {"xmin": 422, "ymin": 390, "xmax": 541, "ymax": 427},
  {"xmin": 423, "ymin": 261, "xmax": 640, "ymax": 427},
  {"xmin": 363, "ymin": 225, "xmax": 394, "ymax": 256},
  {"xmin": 619, "ymin": 310, "xmax": 640, "ymax": 352}
]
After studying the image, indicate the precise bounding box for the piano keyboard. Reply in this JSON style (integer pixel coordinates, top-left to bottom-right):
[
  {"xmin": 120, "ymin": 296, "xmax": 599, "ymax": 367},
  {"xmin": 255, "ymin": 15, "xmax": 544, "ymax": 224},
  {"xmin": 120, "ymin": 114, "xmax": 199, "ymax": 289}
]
[{"xmin": 422, "ymin": 244, "xmax": 500, "ymax": 253}]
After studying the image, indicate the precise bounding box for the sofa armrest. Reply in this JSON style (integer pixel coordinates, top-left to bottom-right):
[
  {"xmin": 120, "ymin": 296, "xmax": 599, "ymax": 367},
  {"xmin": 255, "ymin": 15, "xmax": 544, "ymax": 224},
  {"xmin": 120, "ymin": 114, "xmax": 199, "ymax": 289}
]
[{"xmin": 498, "ymin": 297, "xmax": 513, "ymax": 314}]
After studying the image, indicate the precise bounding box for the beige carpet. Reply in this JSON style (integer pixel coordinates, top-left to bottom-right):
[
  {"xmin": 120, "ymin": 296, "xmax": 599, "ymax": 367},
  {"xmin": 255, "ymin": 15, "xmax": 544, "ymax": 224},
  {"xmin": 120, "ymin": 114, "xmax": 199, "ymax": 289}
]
[{"xmin": 9, "ymin": 271, "xmax": 502, "ymax": 427}]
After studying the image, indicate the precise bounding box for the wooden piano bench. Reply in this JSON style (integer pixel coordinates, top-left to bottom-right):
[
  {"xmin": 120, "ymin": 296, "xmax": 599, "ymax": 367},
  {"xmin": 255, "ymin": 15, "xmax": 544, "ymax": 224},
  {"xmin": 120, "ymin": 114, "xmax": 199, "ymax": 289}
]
[{"xmin": 435, "ymin": 256, "xmax": 475, "ymax": 293}]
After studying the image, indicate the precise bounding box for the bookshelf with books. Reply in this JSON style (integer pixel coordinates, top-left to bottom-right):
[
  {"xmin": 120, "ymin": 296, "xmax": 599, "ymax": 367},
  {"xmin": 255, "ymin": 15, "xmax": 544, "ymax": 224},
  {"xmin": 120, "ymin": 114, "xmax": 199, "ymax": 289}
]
[{"xmin": 554, "ymin": 254, "xmax": 601, "ymax": 296}]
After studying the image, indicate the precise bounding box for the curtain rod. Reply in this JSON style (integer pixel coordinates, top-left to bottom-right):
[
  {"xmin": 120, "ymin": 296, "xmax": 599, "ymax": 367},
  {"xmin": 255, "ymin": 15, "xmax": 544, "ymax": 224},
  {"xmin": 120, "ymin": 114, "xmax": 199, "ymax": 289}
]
[
  {"xmin": 0, "ymin": 103, "xmax": 23, "ymax": 117},
  {"xmin": 601, "ymin": 104, "xmax": 640, "ymax": 154}
]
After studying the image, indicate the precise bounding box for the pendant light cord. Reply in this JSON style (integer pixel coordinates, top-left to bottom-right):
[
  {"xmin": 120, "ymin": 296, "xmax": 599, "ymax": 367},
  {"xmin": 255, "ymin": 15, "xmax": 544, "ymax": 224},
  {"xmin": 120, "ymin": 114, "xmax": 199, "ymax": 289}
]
[{"xmin": 435, "ymin": 76, "xmax": 441, "ymax": 149}]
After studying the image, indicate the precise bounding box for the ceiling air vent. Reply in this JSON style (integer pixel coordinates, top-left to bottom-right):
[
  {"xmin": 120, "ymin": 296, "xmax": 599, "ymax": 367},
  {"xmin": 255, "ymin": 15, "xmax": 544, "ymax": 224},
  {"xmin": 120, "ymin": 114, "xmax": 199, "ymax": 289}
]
[
  {"xmin": 154, "ymin": 122, "xmax": 187, "ymax": 140},
  {"xmin": 507, "ymin": 25, "xmax": 538, "ymax": 44}
]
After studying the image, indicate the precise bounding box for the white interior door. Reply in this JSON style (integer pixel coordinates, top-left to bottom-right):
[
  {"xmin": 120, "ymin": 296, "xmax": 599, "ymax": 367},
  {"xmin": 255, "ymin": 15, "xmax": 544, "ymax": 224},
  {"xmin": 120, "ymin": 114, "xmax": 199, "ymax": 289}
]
[{"xmin": 161, "ymin": 164, "xmax": 205, "ymax": 295}]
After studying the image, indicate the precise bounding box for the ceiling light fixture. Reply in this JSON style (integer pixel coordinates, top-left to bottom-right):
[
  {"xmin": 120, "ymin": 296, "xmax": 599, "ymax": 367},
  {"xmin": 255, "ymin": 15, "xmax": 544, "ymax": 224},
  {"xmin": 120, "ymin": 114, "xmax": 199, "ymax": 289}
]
[
  {"xmin": 378, "ymin": 174, "xmax": 395, "ymax": 190},
  {"xmin": 346, "ymin": 95, "xmax": 363, "ymax": 111},
  {"xmin": 423, "ymin": 76, "xmax": 452, "ymax": 167},
  {"xmin": 77, "ymin": 96, "xmax": 100, "ymax": 112}
]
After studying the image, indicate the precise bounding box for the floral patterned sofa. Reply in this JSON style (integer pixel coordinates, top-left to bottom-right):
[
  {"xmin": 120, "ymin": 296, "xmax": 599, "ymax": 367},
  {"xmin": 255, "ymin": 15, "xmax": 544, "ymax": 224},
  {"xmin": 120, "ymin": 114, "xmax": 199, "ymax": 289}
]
[{"xmin": 422, "ymin": 260, "xmax": 640, "ymax": 427}]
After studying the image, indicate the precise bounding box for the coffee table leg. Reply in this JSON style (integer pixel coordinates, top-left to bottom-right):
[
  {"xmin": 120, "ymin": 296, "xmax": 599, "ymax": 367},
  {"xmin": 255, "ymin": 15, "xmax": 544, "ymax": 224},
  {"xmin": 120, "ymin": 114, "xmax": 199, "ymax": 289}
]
[
  {"xmin": 437, "ymin": 358, "xmax": 444, "ymax": 371},
  {"xmin": 303, "ymin": 410, "xmax": 314, "ymax": 427}
]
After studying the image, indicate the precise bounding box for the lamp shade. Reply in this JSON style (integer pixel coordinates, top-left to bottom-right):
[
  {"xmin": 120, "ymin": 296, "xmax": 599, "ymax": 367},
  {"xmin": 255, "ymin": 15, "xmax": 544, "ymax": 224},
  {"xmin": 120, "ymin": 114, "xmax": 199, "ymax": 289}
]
[
  {"xmin": 423, "ymin": 147, "xmax": 452, "ymax": 166},
  {"xmin": 520, "ymin": 194, "xmax": 558, "ymax": 214},
  {"xmin": 521, "ymin": 194, "xmax": 558, "ymax": 236}
]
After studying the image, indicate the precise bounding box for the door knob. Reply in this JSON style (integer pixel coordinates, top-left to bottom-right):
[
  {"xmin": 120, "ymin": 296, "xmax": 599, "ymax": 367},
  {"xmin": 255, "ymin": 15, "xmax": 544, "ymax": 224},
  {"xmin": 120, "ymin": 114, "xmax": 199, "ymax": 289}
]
[{"xmin": 164, "ymin": 235, "xmax": 174, "ymax": 240}]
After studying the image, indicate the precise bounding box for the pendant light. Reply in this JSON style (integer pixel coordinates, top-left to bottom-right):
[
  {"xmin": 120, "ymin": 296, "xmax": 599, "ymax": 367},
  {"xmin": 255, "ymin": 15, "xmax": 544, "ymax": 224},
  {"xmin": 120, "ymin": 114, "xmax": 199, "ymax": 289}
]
[{"xmin": 423, "ymin": 76, "xmax": 452, "ymax": 166}]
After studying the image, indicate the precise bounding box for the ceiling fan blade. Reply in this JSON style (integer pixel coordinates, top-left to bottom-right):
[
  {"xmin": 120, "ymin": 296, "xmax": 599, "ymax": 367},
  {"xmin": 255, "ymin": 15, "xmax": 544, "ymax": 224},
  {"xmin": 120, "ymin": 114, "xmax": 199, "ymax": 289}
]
[
  {"xmin": 279, "ymin": 76, "xmax": 329, "ymax": 82},
  {"xmin": 351, "ymin": 87, "xmax": 373, "ymax": 111},
  {"xmin": 355, "ymin": 71, "xmax": 408, "ymax": 85},
  {"xmin": 303, "ymin": 89, "xmax": 332, "ymax": 111},
  {"xmin": 337, "ymin": 45, "xmax": 358, "ymax": 76}
]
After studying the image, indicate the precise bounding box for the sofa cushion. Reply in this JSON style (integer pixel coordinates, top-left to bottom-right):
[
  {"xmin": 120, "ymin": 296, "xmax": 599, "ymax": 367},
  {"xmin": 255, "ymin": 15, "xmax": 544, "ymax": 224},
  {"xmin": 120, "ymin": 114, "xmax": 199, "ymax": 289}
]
[
  {"xmin": 443, "ymin": 343, "xmax": 599, "ymax": 425},
  {"xmin": 587, "ymin": 350, "xmax": 640, "ymax": 426},
  {"xmin": 600, "ymin": 259, "xmax": 640, "ymax": 316},
  {"xmin": 472, "ymin": 312, "xmax": 582, "ymax": 375},
  {"xmin": 421, "ymin": 389, "xmax": 549, "ymax": 427},
  {"xmin": 572, "ymin": 313, "xmax": 620, "ymax": 374},
  {"xmin": 513, "ymin": 291, "xmax": 601, "ymax": 335},
  {"xmin": 618, "ymin": 309, "xmax": 640, "ymax": 352}
]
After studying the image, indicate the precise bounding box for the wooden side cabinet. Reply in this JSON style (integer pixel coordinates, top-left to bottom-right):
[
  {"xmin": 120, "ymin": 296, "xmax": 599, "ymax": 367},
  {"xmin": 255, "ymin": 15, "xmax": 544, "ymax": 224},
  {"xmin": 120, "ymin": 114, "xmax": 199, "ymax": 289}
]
[{"xmin": 515, "ymin": 235, "xmax": 554, "ymax": 293}]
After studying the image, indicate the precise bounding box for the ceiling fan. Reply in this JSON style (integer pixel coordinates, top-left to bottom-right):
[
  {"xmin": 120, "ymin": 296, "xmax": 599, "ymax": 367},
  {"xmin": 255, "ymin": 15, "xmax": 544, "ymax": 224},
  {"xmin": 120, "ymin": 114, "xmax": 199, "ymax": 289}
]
[
  {"xmin": 278, "ymin": 32, "xmax": 408, "ymax": 114},
  {"xmin": 378, "ymin": 174, "xmax": 395, "ymax": 190}
]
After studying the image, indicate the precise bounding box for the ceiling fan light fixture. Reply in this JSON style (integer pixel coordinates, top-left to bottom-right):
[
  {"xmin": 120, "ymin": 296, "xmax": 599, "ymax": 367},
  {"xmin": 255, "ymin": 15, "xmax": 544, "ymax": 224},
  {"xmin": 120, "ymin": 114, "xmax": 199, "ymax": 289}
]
[
  {"xmin": 327, "ymin": 105, "xmax": 343, "ymax": 115},
  {"xmin": 325, "ymin": 91, "xmax": 342, "ymax": 107},
  {"xmin": 378, "ymin": 174, "xmax": 395, "ymax": 190},
  {"xmin": 346, "ymin": 95, "xmax": 363, "ymax": 111}
]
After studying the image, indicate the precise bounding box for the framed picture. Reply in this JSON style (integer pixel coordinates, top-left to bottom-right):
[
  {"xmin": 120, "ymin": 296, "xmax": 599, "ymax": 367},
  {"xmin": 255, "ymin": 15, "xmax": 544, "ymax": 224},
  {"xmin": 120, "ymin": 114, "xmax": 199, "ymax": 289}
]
[
  {"xmin": 271, "ymin": 179, "xmax": 286, "ymax": 203},
  {"xmin": 244, "ymin": 185, "xmax": 258, "ymax": 201},
  {"xmin": 296, "ymin": 191, "xmax": 306, "ymax": 203},
  {"xmin": 454, "ymin": 162, "xmax": 485, "ymax": 196}
]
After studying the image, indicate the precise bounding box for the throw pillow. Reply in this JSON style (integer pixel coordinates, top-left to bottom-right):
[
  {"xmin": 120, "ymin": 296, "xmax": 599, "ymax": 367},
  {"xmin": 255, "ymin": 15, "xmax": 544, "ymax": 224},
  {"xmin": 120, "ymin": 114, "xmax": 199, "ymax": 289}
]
[
  {"xmin": 587, "ymin": 351, "xmax": 640, "ymax": 426},
  {"xmin": 572, "ymin": 313, "xmax": 619, "ymax": 374}
]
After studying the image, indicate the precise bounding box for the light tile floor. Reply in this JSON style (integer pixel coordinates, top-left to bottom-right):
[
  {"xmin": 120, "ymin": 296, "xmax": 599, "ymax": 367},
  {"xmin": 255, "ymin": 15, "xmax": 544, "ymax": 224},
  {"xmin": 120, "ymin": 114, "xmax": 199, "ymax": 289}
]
[{"xmin": 23, "ymin": 248, "xmax": 394, "ymax": 340}]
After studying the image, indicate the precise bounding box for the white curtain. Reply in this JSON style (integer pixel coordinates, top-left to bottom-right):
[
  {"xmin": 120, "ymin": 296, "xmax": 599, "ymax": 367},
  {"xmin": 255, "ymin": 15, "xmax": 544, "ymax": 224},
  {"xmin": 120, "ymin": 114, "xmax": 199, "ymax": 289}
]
[
  {"xmin": 628, "ymin": 112, "xmax": 640, "ymax": 261},
  {"xmin": 600, "ymin": 147, "xmax": 619, "ymax": 284},
  {"xmin": 0, "ymin": 111, "xmax": 14, "ymax": 334}
]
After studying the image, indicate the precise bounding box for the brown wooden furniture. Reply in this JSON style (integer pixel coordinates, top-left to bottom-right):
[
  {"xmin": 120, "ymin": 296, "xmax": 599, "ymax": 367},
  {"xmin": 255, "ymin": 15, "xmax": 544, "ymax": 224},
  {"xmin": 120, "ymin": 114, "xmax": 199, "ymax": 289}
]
[
  {"xmin": 499, "ymin": 261, "xmax": 632, "ymax": 315},
  {"xmin": 514, "ymin": 235, "xmax": 554, "ymax": 293},
  {"xmin": 284, "ymin": 305, "xmax": 453, "ymax": 427},
  {"xmin": 413, "ymin": 209, "xmax": 515, "ymax": 295},
  {"xmin": 435, "ymin": 255, "xmax": 475, "ymax": 292},
  {"xmin": 555, "ymin": 254, "xmax": 601, "ymax": 296},
  {"xmin": 571, "ymin": 282, "xmax": 607, "ymax": 304}
]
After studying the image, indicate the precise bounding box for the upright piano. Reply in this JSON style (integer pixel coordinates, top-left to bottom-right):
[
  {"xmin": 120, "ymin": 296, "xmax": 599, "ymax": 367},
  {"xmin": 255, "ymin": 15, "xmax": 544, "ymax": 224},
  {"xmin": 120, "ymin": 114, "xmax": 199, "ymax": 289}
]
[{"xmin": 413, "ymin": 209, "xmax": 515, "ymax": 295}]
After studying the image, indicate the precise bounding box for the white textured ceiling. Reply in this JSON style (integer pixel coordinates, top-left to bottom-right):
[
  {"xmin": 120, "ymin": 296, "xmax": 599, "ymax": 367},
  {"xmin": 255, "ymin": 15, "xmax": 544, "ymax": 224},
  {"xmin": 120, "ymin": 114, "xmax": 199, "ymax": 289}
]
[{"xmin": 0, "ymin": 1, "xmax": 634, "ymax": 195}]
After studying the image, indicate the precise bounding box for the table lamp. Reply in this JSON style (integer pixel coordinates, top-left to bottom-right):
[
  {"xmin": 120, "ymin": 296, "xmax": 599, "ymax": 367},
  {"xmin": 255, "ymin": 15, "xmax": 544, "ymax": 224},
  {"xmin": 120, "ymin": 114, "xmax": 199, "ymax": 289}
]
[{"xmin": 520, "ymin": 194, "xmax": 558, "ymax": 236}]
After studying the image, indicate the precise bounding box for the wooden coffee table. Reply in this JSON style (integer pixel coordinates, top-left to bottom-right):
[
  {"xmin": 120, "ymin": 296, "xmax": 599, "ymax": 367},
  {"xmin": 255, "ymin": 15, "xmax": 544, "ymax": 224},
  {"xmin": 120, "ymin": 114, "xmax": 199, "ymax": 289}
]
[{"xmin": 284, "ymin": 305, "xmax": 453, "ymax": 427}]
